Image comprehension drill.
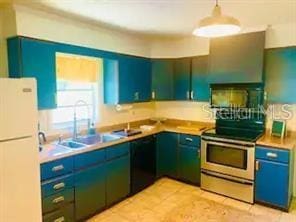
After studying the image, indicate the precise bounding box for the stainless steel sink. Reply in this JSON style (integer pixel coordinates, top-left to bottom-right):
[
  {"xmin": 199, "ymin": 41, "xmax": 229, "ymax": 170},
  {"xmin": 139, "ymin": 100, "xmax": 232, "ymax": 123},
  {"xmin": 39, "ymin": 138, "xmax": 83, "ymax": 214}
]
[
  {"xmin": 58, "ymin": 140, "xmax": 87, "ymax": 149},
  {"xmin": 57, "ymin": 133, "xmax": 123, "ymax": 149},
  {"xmin": 101, "ymin": 133, "xmax": 123, "ymax": 143},
  {"xmin": 74, "ymin": 134, "xmax": 102, "ymax": 145}
]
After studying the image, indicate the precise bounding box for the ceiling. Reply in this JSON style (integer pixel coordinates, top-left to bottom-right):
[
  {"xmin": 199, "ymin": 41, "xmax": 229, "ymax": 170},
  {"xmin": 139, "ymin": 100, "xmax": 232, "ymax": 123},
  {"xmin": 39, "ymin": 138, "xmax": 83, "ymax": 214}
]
[{"xmin": 14, "ymin": 0, "xmax": 296, "ymax": 37}]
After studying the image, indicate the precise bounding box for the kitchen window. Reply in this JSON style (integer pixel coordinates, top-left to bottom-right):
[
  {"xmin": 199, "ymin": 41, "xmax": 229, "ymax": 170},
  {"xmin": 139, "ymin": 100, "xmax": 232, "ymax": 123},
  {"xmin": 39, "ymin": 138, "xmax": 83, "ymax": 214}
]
[
  {"xmin": 52, "ymin": 53, "xmax": 101, "ymax": 128},
  {"xmin": 52, "ymin": 80, "xmax": 98, "ymax": 127}
]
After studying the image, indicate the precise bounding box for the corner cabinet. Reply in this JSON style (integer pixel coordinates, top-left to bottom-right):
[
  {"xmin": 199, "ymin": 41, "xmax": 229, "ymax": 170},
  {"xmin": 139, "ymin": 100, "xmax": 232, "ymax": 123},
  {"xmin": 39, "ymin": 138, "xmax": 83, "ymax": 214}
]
[
  {"xmin": 255, "ymin": 146, "xmax": 294, "ymax": 210},
  {"xmin": 151, "ymin": 59, "xmax": 174, "ymax": 100},
  {"xmin": 7, "ymin": 36, "xmax": 57, "ymax": 110},
  {"xmin": 191, "ymin": 55, "xmax": 209, "ymax": 102},
  {"xmin": 156, "ymin": 132, "xmax": 201, "ymax": 184},
  {"xmin": 156, "ymin": 132, "xmax": 179, "ymax": 179},
  {"xmin": 173, "ymin": 58, "xmax": 191, "ymax": 100},
  {"xmin": 104, "ymin": 55, "xmax": 151, "ymax": 104}
]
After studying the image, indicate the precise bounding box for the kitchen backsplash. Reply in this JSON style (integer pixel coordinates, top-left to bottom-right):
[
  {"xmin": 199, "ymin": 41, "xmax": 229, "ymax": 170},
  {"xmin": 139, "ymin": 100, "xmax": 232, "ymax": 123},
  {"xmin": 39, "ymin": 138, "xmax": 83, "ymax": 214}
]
[{"xmin": 38, "ymin": 102, "xmax": 296, "ymax": 135}]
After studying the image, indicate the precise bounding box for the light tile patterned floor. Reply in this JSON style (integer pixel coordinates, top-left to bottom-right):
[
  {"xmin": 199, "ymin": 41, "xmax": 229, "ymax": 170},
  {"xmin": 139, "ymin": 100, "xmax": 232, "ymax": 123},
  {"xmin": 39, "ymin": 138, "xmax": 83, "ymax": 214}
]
[{"xmin": 88, "ymin": 178, "xmax": 296, "ymax": 222}]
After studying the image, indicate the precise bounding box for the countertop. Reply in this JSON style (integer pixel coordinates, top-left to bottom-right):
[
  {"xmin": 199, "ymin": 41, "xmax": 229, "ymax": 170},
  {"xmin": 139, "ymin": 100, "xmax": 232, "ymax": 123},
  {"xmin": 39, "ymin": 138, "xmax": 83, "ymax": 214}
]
[
  {"xmin": 39, "ymin": 121, "xmax": 214, "ymax": 164},
  {"xmin": 256, "ymin": 131, "xmax": 296, "ymax": 151},
  {"xmin": 39, "ymin": 120, "xmax": 296, "ymax": 164}
]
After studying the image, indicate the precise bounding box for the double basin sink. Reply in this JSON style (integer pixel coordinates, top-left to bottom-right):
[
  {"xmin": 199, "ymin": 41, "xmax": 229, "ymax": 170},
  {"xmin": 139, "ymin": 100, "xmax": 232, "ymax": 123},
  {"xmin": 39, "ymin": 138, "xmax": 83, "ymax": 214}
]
[{"xmin": 57, "ymin": 129, "xmax": 142, "ymax": 150}]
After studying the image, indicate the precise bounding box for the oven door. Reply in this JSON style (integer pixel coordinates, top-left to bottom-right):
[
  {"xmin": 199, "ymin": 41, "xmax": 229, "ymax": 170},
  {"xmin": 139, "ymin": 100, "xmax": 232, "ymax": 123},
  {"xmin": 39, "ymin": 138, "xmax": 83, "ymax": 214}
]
[{"xmin": 201, "ymin": 137, "xmax": 254, "ymax": 180}]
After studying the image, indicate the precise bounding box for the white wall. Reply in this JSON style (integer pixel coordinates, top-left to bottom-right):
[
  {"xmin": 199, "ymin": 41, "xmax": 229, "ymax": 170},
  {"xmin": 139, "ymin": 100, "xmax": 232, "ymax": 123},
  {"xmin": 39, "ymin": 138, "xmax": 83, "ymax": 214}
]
[
  {"xmin": 14, "ymin": 5, "xmax": 151, "ymax": 57},
  {"xmin": 150, "ymin": 23, "xmax": 296, "ymax": 58},
  {"xmin": 0, "ymin": 5, "xmax": 17, "ymax": 77}
]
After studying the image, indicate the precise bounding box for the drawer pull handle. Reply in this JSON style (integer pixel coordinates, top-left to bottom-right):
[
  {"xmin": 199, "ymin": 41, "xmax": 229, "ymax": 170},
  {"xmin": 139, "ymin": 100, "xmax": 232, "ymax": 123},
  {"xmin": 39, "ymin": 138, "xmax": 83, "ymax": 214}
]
[
  {"xmin": 185, "ymin": 138, "xmax": 193, "ymax": 142},
  {"xmin": 53, "ymin": 182, "xmax": 65, "ymax": 190},
  {"xmin": 266, "ymin": 152, "xmax": 278, "ymax": 158},
  {"xmin": 255, "ymin": 160, "xmax": 260, "ymax": 171},
  {"xmin": 52, "ymin": 165, "xmax": 64, "ymax": 172},
  {"xmin": 197, "ymin": 149, "xmax": 201, "ymax": 158},
  {"xmin": 54, "ymin": 216, "xmax": 65, "ymax": 222},
  {"xmin": 52, "ymin": 196, "xmax": 65, "ymax": 204}
]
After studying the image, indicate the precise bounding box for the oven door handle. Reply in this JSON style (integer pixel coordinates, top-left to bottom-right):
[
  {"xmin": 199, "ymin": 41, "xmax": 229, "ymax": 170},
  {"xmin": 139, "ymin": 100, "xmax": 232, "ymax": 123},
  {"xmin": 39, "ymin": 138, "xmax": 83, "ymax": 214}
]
[
  {"xmin": 201, "ymin": 170, "xmax": 253, "ymax": 186},
  {"xmin": 202, "ymin": 136, "xmax": 254, "ymax": 147},
  {"xmin": 203, "ymin": 140, "xmax": 253, "ymax": 150}
]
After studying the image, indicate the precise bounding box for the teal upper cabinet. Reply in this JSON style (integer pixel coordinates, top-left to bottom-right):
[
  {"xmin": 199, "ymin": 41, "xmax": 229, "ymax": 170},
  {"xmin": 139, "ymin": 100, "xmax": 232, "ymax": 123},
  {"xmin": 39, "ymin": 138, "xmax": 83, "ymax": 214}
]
[
  {"xmin": 7, "ymin": 36, "xmax": 57, "ymax": 110},
  {"xmin": 174, "ymin": 58, "xmax": 191, "ymax": 100},
  {"xmin": 265, "ymin": 46, "xmax": 296, "ymax": 104},
  {"xmin": 191, "ymin": 56, "xmax": 209, "ymax": 102},
  {"xmin": 208, "ymin": 31, "xmax": 265, "ymax": 83},
  {"xmin": 104, "ymin": 55, "xmax": 151, "ymax": 104},
  {"xmin": 151, "ymin": 59, "xmax": 174, "ymax": 100}
]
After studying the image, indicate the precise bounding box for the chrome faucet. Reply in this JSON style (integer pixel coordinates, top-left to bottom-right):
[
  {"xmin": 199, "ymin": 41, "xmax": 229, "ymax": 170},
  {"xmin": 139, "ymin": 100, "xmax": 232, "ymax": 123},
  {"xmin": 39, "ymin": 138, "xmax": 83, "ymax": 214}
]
[{"xmin": 73, "ymin": 100, "xmax": 90, "ymax": 140}]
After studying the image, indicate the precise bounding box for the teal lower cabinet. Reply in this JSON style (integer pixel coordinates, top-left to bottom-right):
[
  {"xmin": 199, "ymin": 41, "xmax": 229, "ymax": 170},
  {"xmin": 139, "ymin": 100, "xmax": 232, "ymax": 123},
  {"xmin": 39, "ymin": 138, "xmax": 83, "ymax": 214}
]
[
  {"xmin": 74, "ymin": 164, "xmax": 106, "ymax": 221},
  {"xmin": 255, "ymin": 146, "xmax": 294, "ymax": 210},
  {"xmin": 43, "ymin": 203, "xmax": 75, "ymax": 222},
  {"xmin": 156, "ymin": 132, "xmax": 179, "ymax": 178},
  {"xmin": 179, "ymin": 144, "xmax": 201, "ymax": 185},
  {"xmin": 106, "ymin": 154, "xmax": 130, "ymax": 206},
  {"xmin": 156, "ymin": 132, "xmax": 201, "ymax": 185}
]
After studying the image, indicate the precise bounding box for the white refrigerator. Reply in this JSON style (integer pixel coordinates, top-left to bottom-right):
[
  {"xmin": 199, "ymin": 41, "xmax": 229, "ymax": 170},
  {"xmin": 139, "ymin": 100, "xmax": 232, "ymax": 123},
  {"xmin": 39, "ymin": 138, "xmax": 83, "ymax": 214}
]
[{"xmin": 0, "ymin": 78, "xmax": 42, "ymax": 222}]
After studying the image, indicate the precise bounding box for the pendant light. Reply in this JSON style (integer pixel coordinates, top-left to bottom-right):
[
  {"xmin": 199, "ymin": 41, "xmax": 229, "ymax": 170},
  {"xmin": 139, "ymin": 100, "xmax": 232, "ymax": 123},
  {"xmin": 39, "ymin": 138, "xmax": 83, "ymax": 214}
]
[{"xmin": 193, "ymin": 0, "xmax": 241, "ymax": 38}]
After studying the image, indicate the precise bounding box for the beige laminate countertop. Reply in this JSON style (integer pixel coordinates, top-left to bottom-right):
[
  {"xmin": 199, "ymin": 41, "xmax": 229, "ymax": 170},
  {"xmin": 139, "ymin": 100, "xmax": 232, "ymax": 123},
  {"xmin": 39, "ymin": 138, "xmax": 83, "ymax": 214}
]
[
  {"xmin": 256, "ymin": 131, "xmax": 296, "ymax": 151},
  {"xmin": 39, "ymin": 122, "xmax": 213, "ymax": 164}
]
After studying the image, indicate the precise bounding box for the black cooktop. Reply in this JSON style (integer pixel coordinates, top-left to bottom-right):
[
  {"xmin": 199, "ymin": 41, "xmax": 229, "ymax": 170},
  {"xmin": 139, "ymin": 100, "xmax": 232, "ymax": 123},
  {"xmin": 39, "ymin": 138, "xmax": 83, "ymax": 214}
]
[{"xmin": 202, "ymin": 127, "xmax": 264, "ymax": 142}]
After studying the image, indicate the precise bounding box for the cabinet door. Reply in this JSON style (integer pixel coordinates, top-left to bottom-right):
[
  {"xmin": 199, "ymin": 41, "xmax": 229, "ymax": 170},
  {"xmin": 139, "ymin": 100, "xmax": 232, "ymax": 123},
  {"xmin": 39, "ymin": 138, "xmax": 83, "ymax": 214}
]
[
  {"xmin": 179, "ymin": 145, "xmax": 201, "ymax": 185},
  {"xmin": 151, "ymin": 59, "xmax": 174, "ymax": 100},
  {"xmin": 106, "ymin": 155, "xmax": 130, "ymax": 206},
  {"xmin": 133, "ymin": 57, "xmax": 151, "ymax": 102},
  {"xmin": 265, "ymin": 47, "xmax": 296, "ymax": 103},
  {"xmin": 117, "ymin": 56, "xmax": 151, "ymax": 103},
  {"xmin": 22, "ymin": 38, "xmax": 57, "ymax": 109},
  {"xmin": 156, "ymin": 132, "xmax": 178, "ymax": 178},
  {"xmin": 75, "ymin": 164, "xmax": 106, "ymax": 221},
  {"xmin": 118, "ymin": 56, "xmax": 135, "ymax": 103},
  {"xmin": 174, "ymin": 58, "xmax": 191, "ymax": 100},
  {"xmin": 255, "ymin": 159, "xmax": 289, "ymax": 208},
  {"xmin": 103, "ymin": 59, "xmax": 120, "ymax": 104},
  {"xmin": 7, "ymin": 37, "xmax": 57, "ymax": 110},
  {"xmin": 191, "ymin": 56, "xmax": 209, "ymax": 102}
]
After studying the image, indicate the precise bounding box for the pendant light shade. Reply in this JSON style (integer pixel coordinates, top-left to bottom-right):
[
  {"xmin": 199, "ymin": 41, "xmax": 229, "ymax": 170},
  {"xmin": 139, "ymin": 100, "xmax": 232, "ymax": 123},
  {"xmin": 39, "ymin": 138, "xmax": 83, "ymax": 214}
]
[{"xmin": 193, "ymin": 2, "xmax": 241, "ymax": 38}]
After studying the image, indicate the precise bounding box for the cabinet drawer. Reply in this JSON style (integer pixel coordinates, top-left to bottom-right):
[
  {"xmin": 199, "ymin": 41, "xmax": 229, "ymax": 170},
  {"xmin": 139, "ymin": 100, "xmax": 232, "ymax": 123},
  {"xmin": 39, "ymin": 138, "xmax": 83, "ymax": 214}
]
[
  {"xmin": 42, "ymin": 188, "xmax": 74, "ymax": 214},
  {"xmin": 43, "ymin": 203, "xmax": 74, "ymax": 222},
  {"xmin": 256, "ymin": 146, "xmax": 289, "ymax": 164},
  {"xmin": 42, "ymin": 175, "xmax": 74, "ymax": 198},
  {"xmin": 106, "ymin": 142, "xmax": 130, "ymax": 160},
  {"xmin": 41, "ymin": 157, "xmax": 74, "ymax": 181},
  {"xmin": 179, "ymin": 134, "xmax": 200, "ymax": 147},
  {"xmin": 74, "ymin": 149, "xmax": 105, "ymax": 170}
]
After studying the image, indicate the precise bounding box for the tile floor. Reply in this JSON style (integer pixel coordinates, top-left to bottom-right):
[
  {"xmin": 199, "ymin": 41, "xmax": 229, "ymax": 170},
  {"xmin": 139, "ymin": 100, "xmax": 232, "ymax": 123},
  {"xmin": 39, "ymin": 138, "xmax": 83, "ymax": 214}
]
[{"xmin": 88, "ymin": 178, "xmax": 296, "ymax": 222}]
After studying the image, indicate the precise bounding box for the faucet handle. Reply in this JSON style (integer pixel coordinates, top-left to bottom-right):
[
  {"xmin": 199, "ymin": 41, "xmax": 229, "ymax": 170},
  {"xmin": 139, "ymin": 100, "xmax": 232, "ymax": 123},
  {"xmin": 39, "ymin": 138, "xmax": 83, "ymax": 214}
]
[{"xmin": 58, "ymin": 134, "xmax": 63, "ymax": 144}]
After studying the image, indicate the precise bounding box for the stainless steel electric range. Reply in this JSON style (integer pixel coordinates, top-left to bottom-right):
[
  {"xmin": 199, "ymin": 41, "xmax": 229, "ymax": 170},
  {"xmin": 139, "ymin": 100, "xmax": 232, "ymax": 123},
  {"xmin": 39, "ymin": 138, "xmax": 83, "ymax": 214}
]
[{"xmin": 201, "ymin": 83, "xmax": 265, "ymax": 203}]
